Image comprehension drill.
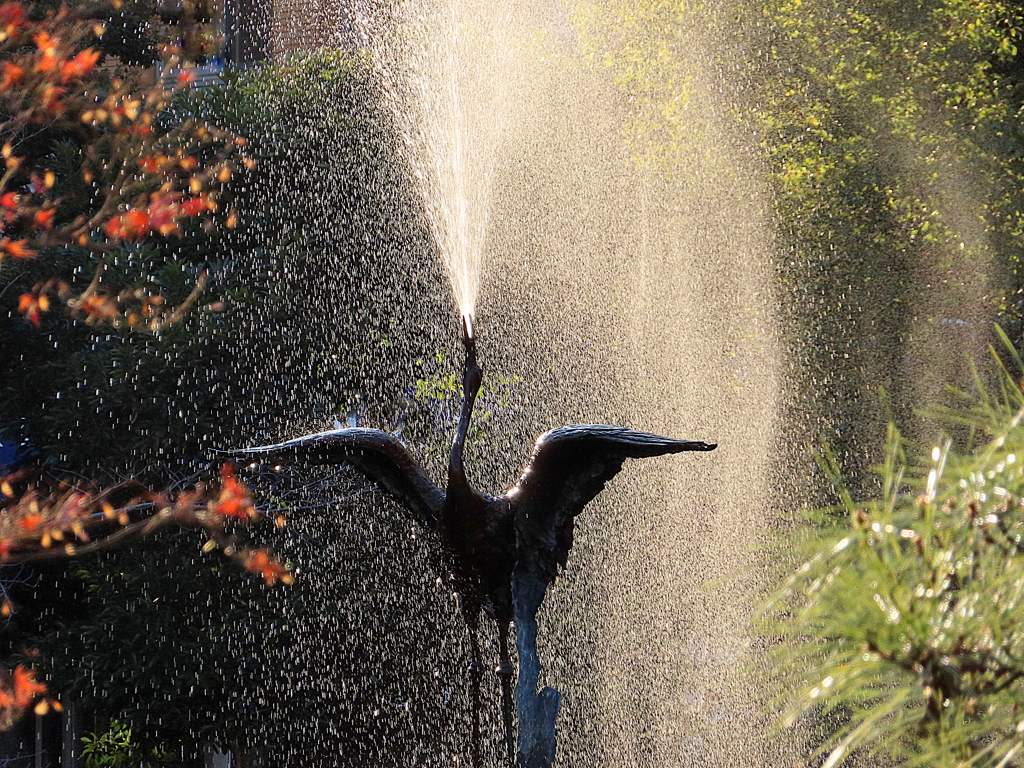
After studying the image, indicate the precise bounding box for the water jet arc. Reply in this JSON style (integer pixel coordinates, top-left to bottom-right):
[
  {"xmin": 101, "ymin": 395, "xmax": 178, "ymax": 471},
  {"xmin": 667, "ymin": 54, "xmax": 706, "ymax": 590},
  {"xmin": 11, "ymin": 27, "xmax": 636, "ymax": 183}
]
[{"xmin": 234, "ymin": 318, "xmax": 716, "ymax": 766}]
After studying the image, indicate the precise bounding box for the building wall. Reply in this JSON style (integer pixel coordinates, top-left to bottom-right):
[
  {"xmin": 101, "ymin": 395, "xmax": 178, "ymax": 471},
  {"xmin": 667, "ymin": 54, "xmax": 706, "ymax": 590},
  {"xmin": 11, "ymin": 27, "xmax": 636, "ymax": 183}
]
[
  {"xmin": 227, "ymin": 0, "xmax": 271, "ymax": 63},
  {"xmin": 270, "ymin": 0, "xmax": 385, "ymax": 57}
]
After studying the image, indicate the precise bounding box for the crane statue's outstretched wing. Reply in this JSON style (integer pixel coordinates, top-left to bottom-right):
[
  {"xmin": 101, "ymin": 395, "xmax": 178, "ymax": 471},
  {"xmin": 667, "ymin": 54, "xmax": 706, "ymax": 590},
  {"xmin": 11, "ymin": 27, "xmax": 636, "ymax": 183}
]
[
  {"xmin": 234, "ymin": 429, "xmax": 444, "ymax": 530},
  {"xmin": 503, "ymin": 425, "xmax": 716, "ymax": 583}
]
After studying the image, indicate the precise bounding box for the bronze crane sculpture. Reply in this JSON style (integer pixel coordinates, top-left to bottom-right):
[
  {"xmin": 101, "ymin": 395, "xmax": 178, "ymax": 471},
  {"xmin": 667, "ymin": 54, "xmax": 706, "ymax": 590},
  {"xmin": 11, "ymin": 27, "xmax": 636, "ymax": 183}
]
[{"xmin": 235, "ymin": 318, "xmax": 716, "ymax": 768}]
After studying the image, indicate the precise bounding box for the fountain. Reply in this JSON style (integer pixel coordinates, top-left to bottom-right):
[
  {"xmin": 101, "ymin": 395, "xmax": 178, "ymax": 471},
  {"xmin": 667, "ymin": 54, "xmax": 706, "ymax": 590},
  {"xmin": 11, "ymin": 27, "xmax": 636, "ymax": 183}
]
[
  {"xmin": 228, "ymin": 0, "xmax": 1004, "ymax": 755},
  {"xmin": 228, "ymin": 2, "xmax": 742, "ymax": 763}
]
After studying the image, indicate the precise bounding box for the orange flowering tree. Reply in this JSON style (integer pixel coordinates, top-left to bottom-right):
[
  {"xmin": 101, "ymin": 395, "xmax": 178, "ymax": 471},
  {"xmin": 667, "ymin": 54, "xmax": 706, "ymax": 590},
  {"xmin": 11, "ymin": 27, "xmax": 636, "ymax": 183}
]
[
  {"xmin": 0, "ymin": 460, "xmax": 293, "ymax": 724},
  {"xmin": 0, "ymin": 0, "xmax": 294, "ymax": 733},
  {"xmin": 0, "ymin": 0, "xmax": 248, "ymax": 329},
  {"xmin": 0, "ymin": 665, "xmax": 47, "ymax": 728},
  {"xmin": 0, "ymin": 463, "xmax": 288, "ymax": 581}
]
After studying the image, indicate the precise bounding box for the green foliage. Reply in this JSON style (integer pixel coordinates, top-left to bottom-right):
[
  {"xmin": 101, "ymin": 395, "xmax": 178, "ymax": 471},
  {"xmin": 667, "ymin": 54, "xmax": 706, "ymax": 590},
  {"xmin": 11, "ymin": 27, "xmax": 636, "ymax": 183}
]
[
  {"xmin": 81, "ymin": 719, "xmax": 162, "ymax": 768},
  {"xmin": 748, "ymin": 0, "xmax": 1024, "ymax": 324},
  {"xmin": 569, "ymin": 0, "xmax": 707, "ymax": 171},
  {"xmin": 94, "ymin": 0, "xmax": 163, "ymax": 66},
  {"xmin": 404, "ymin": 360, "xmax": 520, "ymax": 468},
  {"xmin": 572, "ymin": 0, "xmax": 1024, "ymax": 264},
  {"xmin": 30, "ymin": 526, "xmax": 283, "ymax": 765},
  {"xmin": 766, "ymin": 333, "xmax": 1024, "ymax": 767}
]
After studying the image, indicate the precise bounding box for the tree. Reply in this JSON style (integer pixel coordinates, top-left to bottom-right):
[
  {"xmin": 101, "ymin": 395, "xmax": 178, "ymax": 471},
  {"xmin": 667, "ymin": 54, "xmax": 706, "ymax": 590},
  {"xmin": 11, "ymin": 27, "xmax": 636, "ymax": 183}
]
[
  {"xmin": 0, "ymin": 0, "xmax": 243, "ymax": 477},
  {"xmin": 568, "ymin": 3, "xmax": 1024, "ymax": 762},
  {"xmin": 569, "ymin": 0, "xmax": 1024, "ymax": 483},
  {"xmin": 0, "ymin": 0, "xmax": 246, "ymax": 328}
]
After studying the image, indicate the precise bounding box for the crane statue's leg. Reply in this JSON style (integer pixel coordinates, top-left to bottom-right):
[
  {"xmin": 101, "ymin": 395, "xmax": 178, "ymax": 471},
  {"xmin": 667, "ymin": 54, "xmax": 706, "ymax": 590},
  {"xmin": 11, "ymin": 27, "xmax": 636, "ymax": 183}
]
[
  {"xmin": 496, "ymin": 620, "xmax": 516, "ymax": 767},
  {"xmin": 512, "ymin": 571, "xmax": 560, "ymax": 768}
]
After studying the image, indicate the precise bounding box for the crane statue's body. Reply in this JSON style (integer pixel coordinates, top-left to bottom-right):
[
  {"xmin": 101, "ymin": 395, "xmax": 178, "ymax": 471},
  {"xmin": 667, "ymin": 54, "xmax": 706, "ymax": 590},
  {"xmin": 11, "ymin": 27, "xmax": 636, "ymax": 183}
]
[{"xmin": 235, "ymin": 318, "xmax": 716, "ymax": 768}]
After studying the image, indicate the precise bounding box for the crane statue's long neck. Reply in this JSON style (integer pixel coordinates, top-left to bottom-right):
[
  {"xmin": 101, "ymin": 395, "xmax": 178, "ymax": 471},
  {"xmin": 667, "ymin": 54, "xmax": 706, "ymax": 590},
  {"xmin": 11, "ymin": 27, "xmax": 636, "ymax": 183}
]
[{"xmin": 449, "ymin": 316, "xmax": 482, "ymax": 494}]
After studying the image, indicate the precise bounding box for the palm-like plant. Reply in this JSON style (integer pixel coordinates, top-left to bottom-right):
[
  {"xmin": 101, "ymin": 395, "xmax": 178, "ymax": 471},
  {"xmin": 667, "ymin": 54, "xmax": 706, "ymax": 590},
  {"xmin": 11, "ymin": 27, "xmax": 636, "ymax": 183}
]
[{"xmin": 768, "ymin": 331, "xmax": 1024, "ymax": 768}]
